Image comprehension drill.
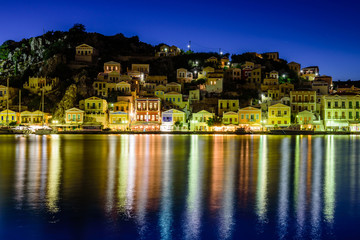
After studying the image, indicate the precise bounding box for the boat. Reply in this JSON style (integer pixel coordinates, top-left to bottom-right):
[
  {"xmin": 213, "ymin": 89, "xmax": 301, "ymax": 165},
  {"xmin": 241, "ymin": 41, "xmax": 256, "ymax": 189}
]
[{"xmin": 35, "ymin": 127, "xmax": 54, "ymax": 135}]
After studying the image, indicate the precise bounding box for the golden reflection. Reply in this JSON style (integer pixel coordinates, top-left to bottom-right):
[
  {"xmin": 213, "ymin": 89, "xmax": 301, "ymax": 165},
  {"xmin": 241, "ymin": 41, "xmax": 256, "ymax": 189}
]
[
  {"xmin": 256, "ymin": 135, "xmax": 268, "ymax": 223},
  {"xmin": 105, "ymin": 136, "xmax": 117, "ymax": 215},
  {"xmin": 324, "ymin": 135, "xmax": 335, "ymax": 223},
  {"xmin": 184, "ymin": 135, "xmax": 202, "ymax": 240},
  {"xmin": 27, "ymin": 136, "xmax": 43, "ymax": 209},
  {"xmin": 15, "ymin": 137, "xmax": 27, "ymax": 208},
  {"xmin": 117, "ymin": 135, "xmax": 129, "ymax": 212},
  {"xmin": 210, "ymin": 135, "xmax": 224, "ymax": 211},
  {"xmin": 46, "ymin": 136, "xmax": 61, "ymax": 213}
]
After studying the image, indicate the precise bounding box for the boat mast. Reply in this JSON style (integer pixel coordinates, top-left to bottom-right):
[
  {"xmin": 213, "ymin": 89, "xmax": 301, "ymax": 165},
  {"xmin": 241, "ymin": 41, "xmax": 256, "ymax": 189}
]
[
  {"xmin": 6, "ymin": 78, "xmax": 9, "ymax": 127},
  {"xmin": 19, "ymin": 90, "xmax": 21, "ymax": 124},
  {"xmin": 42, "ymin": 86, "xmax": 44, "ymax": 127}
]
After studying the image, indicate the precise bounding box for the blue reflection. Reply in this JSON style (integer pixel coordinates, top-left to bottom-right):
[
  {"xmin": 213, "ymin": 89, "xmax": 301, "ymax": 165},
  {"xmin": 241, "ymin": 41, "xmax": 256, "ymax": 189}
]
[{"xmin": 277, "ymin": 137, "xmax": 290, "ymax": 239}]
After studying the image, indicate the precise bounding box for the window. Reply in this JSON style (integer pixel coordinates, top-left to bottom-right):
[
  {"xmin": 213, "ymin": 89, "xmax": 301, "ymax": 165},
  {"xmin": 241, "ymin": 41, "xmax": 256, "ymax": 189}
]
[
  {"xmin": 349, "ymin": 112, "xmax": 353, "ymax": 119},
  {"xmin": 256, "ymin": 114, "xmax": 259, "ymax": 119},
  {"xmin": 241, "ymin": 114, "xmax": 244, "ymax": 119},
  {"xmin": 349, "ymin": 102, "xmax": 353, "ymax": 108},
  {"xmin": 284, "ymin": 111, "xmax": 287, "ymax": 115},
  {"xmin": 328, "ymin": 101, "xmax": 331, "ymax": 108}
]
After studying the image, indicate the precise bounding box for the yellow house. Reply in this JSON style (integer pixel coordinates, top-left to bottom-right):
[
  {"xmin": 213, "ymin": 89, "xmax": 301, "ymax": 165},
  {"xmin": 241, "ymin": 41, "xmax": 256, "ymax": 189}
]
[
  {"xmin": 65, "ymin": 108, "xmax": 84, "ymax": 124},
  {"xmin": 279, "ymin": 83, "xmax": 294, "ymax": 97},
  {"xmin": 155, "ymin": 90, "xmax": 165, "ymax": 100},
  {"xmin": 109, "ymin": 111, "xmax": 129, "ymax": 131},
  {"xmin": 75, "ymin": 44, "xmax": 97, "ymax": 62},
  {"xmin": 146, "ymin": 75, "xmax": 168, "ymax": 85},
  {"xmin": 160, "ymin": 109, "xmax": 187, "ymax": 131},
  {"xmin": 0, "ymin": 85, "xmax": 9, "ymax": 105},
  {"xmin": 190, "ymin": 110, "xmax": 215, "ymax": 131},
  {"xmin": 218, "ymin": 111, "xmax": 239, "ymax": 132},
  {"xmin": 261, "ymin": 71, "xmax": 279, "ymax": 92},
  {"xmin": 20, "ymin": 110, "xmax": 50, "ymax": 125},
  {"xmin": 131, "ymin": 64, "xmax": 150, "ymax": 74},
  {"xmin": 166, "ymin": 82, "xmax": 181, "ymax": 93},
  {"xmin": 238, "ymin": 107, "xmax": 262, "ymax": 131},
  {"xmin": 176, "ymin": 68, "xmax": 193, "ymax": 83},
  {"xmin": 0, "ymin": 109, "xmax": 17, "ymax": 125},
  {"xmin": 218, "ymin": 99, "xmax": 239, "ymax": 116},
  {"xmin": 321, "ymin": 94, "xmax": 360, "ymax": 131},
  {"xmin": 113, "ymin": 100, "xmax": 132, "ymax": 113},
  {"xmin": 83, "ymin": 97, "xmax": 108, "ymax": 126},
  {"xmin": 164, "ymin": 92, "xmax": 188, "ymax": 110},
  {"xmin": 267, "ymin": 103, "xmax": 291, "ymax": 127},
  {"xmin": 248, "ymin": 67, "xmax": 262, "ymax": 85},
  {"xmin": 23, "ymin": 76, "xmax": 59, "ymax": 93},
  {"xmin": 197, "ymin": 66, "xmax": 215, "ymax": 79}
]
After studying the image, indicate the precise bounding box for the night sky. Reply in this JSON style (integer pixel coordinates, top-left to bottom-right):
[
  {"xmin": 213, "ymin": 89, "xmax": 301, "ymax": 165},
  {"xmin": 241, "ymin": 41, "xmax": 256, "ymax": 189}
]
[{"xmin": 2, "ymin": 0, "xmax": 360, "ymax": 81}]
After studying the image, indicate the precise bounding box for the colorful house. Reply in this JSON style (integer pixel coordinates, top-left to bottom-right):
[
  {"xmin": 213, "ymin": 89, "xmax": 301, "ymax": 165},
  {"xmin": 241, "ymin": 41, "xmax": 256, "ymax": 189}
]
[
  {"xmin": 218, "ymin": 111, "xmax": 238, "ymax": 131},
  {"xmin": 133, "ymin": 98, "xmax": 161, "ymax": 131},
  {"xmin": 0, "ymin": 109, "xmax": 17, "ymax": 125},
  {"xmin": 65, "ymin": 108, "xmax": 84, "ymax": 124},
  {"xmin": 160, "ymin": 109, "xmax": 187, "ymax": 131},
  {"xmin": 218, "ymin": 99, "xmax": 239, "ymax": 116},
  {"xmin": 83, "ymin": 97, "xmax": 108, "ymax": 126},
  {"xmin": 109, "ymin": 111, "xmax": 129, "ymax": 131},
  {"xmin": 20, "ymin": 111, "xmax": 50, "ymax": 125},
  {"xmin": 238, "ymin": 107, "xmax": 262, "ymax": 131},
  {"xmin": 164, "ymin": 92, "xmax": 188, "ymax": 110},
  {"xmin": 190, "ymin": 110, "xmax": 214, "ymax": 131},
  {"xmin": 267, "ymin": 103, "xmax": 291, "ymax": 128}
]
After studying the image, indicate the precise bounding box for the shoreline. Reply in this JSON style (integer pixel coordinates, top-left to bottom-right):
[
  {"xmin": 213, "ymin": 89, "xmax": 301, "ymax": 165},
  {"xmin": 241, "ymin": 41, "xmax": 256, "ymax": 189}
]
[{"xmin": 1, "ymin": 131, "xmax": 359, "ymax": 135}]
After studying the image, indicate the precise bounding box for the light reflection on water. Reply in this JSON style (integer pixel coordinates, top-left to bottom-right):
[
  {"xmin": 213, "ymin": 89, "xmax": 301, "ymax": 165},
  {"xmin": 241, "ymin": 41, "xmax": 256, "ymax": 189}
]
[{"xmin": 1, "ymin": 134, "xmax": 360, "ymax": 239}]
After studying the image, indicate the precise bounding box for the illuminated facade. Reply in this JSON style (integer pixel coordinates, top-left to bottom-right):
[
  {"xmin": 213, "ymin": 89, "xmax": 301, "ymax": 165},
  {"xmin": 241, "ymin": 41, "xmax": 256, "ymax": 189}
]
[
  {"xmin": 190, "ymin": 110, "xmax": 214, "ymax": 131},
  {"xmin": 160, "ymin": 109, "xmax": 187, "ymax": 131},
  {"xmin": 83, "ymin": 97, "xmax": 108, "ymax": 126},
  {"xmin": 290, "ymin": 90, "xmax": 317, "ymax": 115},
  {"xmin": 321, "ymin": 94, "xmax": 360, "ymax": 131},
  {"xmin": 165, "ymin": 82, "xmax": 182, "ymax": 93},
  {"xmin": 0, "ymin": 109, "xmax": 17, "ymax": 125},
  {"xmin": 75, "ymin": 44, "xmax": 97, "ymax": 62},
  {"xmin": 65, "ymin": 108, "xmax": 84, "ymax": 124},
  {"xmin": 133, "ymin": 98, "xmax": 161, "ymax": 131},
  {"xmin": 267, "ymin": 103, "xmax": 291, "ymax": 127},
  {"xmin": 109, "ymin": 111, "xmax": 129, "ymax": 131},
  {"xmin": 218, "ymin": 99, "xmax": 239, "ymax": 116},
  {"xmin": 164, "ymin": 92, "xmax": 188, "ymax": 110},
  {"xmin": 238, "ymin": 107, "xmax": 262, "ymax": 130},
  {"xmin": 301, "ymin": 66, "xmax": 319, "ymax": 81},
  {"xmin": 177, "ymin": 68, "xmax": 193, "ymax": 83},
  {"xmin": 20, "ymin": 110, "xmax": 50, "ymax": 125}
]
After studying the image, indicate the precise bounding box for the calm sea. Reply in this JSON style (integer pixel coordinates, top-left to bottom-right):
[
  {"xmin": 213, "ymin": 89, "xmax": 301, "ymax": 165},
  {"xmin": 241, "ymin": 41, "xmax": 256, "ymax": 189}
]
[{"xmin": 0, "ymin": 134, "xmax": 359, "ymax": 239}]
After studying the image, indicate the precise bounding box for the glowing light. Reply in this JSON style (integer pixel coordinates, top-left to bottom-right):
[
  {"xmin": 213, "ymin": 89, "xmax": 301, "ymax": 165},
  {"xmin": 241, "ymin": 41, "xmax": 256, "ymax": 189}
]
[
  {"xmin": 256, "ymin": 135, "xmax": 268, "ymax": 223},
  {"xmin": 324, "ymin": 135, "xmax": 335, "ymax": 223},
  {"xmin": 184, "ymin": 135, "xmax": 202, "ymax": 239},
  {"xmin": 47, "ymin": 137, "xmax": 61, "ymax": 213}
]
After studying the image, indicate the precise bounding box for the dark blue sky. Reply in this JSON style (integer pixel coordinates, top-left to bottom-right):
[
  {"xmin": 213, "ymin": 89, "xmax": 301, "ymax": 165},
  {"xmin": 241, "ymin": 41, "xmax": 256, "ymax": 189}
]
[{"xmin": 2, "ymin": 0, "xmax": 360, "ymax": 80}]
